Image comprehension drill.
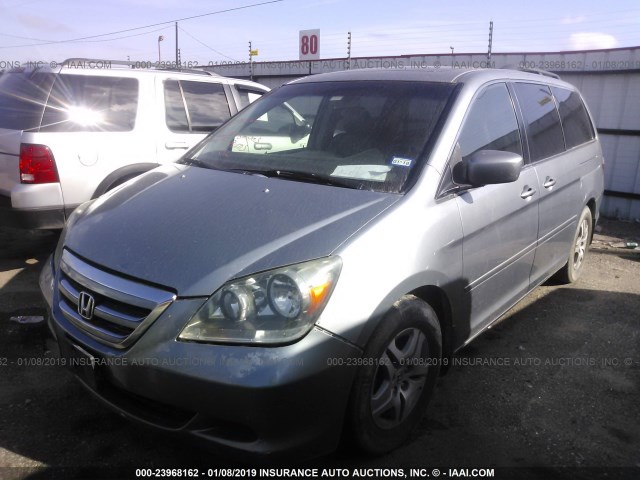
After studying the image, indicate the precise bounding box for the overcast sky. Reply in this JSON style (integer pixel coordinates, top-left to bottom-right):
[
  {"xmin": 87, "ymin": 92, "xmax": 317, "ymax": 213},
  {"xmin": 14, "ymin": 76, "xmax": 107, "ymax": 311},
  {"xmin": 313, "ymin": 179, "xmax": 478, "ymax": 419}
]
[{"xmin": 1, "ymin": 0, "xmax": 639, "ymax": 64}]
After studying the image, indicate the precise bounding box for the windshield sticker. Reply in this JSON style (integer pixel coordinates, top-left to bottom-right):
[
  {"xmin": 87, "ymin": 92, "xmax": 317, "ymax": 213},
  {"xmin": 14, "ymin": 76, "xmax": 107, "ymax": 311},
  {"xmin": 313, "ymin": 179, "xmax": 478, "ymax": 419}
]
[
  {"xmin": 391, "ymin": 157, "xmax": 412, "ymax": 167},
  {"xmin": 331, "ymin": 164, "xmax": 391, "ymax": 182}
]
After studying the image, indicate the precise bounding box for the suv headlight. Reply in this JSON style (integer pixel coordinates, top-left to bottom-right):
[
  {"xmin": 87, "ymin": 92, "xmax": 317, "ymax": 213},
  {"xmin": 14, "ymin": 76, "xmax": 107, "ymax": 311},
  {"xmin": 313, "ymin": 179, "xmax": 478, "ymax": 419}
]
[{"xmin": 179, "ymin": 256, "xmax": 342, "ymax": 345}]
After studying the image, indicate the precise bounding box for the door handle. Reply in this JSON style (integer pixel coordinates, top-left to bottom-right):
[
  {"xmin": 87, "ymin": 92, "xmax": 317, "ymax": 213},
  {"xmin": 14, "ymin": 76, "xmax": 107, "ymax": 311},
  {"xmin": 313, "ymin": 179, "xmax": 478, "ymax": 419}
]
[
  {"xmin": 520, "ymin": 186, "xmax": 536, "ymax": 199},
  {"xmin": 165, "ymin": 141, "xmax": 189, "ymax": 149},
  {"xmin": 543, "ymin": 177, "xmax": 557, "ymax": 189}
]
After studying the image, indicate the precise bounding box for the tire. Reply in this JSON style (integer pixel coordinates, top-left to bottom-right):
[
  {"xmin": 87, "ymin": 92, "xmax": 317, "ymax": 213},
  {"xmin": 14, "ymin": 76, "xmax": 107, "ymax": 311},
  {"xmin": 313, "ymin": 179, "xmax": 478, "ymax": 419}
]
[
  {"xmin": 556, "ymin": 206, "xmax": 593, "ymax": 284},
  {"xmin": 346, "ymin": 295, "xmax": 442, "ymax": 455}
]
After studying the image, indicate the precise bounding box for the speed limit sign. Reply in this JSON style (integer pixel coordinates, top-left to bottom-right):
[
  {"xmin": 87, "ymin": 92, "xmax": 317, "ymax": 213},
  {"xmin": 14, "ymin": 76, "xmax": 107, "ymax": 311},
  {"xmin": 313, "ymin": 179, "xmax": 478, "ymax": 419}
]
[{"xmin": 299, "ymin": 29, "xmax": 320, "ymax": 60}]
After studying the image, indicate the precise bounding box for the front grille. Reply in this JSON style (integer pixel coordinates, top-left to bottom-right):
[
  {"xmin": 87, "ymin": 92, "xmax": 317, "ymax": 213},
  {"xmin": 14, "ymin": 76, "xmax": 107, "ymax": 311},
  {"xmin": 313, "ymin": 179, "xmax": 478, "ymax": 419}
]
[{"xmin": 58, "ymin": 249, "xmax": 175, "ymax": 349}]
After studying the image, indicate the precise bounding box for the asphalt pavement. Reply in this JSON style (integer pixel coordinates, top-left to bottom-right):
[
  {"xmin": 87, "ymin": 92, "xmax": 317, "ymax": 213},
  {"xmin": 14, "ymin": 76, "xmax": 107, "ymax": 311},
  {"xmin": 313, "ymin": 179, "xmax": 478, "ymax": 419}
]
[{"xmin": 0, "ymin": 220, "xmax": 639, "ymax": 480}]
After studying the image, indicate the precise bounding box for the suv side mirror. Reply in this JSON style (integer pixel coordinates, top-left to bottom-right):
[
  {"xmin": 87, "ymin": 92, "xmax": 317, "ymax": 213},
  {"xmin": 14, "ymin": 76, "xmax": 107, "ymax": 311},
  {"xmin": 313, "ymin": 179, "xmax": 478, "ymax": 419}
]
[{"xmin": 467, "ymin": 150, "xmax": 523, "ymax": 186}]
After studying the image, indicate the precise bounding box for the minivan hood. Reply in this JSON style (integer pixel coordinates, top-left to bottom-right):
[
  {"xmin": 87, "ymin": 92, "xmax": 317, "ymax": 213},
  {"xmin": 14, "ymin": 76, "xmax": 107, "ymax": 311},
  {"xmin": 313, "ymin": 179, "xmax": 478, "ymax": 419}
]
[{"xmin": 64, "ymin": 164, "xmax": 399, "ymax": 296}]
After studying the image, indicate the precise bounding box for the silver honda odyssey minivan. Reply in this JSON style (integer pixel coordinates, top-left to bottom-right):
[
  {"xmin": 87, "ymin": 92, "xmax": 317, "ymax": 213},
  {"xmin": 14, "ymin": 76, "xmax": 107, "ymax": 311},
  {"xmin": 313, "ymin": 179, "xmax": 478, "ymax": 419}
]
[{"xmin": 40, "ymin": 68, "xmax": 604, "ymax": 458}]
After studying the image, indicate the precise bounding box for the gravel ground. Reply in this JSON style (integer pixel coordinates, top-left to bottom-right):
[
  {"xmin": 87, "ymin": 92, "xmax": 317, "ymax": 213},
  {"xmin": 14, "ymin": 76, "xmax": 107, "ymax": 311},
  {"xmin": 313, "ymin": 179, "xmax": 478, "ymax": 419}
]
[{"xmin": 0, "ymin": 219, "xmax": 638, "ymax": 480}]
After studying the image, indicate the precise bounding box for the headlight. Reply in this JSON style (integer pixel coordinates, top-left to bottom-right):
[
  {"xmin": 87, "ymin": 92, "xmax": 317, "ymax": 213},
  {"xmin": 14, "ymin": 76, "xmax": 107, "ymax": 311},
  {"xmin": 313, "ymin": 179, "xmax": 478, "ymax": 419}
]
[{"xmin": 179, "ymin": 256, "xmax": 342, "ymax": 345}]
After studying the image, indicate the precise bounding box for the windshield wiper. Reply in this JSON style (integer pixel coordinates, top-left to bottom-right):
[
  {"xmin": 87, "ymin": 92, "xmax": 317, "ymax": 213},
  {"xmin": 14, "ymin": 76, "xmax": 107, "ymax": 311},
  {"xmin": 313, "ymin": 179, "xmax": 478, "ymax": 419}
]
[
  {"xmin": 180, "ymin": 164, "xmax": 366, "ymax": 190},
  {"xmin": 233, "ymin": 168, "xmax": 361, "ymax": 189}
]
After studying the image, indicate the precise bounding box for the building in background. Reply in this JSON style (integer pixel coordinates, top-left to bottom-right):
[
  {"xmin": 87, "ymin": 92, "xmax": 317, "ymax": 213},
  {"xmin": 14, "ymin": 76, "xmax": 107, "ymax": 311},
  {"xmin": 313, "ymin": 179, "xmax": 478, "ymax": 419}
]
[{"xmin": 206, "ymin": 46, "xmax": 640, "ymax": 221}]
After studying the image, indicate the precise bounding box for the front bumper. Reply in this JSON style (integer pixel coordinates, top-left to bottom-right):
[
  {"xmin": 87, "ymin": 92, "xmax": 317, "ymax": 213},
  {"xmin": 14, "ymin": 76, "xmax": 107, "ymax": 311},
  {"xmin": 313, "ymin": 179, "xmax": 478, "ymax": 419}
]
[{"xmin": 46, "ymin": 263, "xmax": 361, "ymax": 457}]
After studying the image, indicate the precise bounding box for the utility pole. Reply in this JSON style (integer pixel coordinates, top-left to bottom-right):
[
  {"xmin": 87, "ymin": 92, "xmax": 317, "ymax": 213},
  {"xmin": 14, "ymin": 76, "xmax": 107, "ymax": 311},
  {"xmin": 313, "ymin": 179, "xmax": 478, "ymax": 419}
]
[
  {"xmin": 347, "ymin": 31, "xmax": 351, "ymax": 70},
  {"xmin": 487, "ymin": 20, "xmax": 493, "ymax": 61},
  {"xmin": 249, "ymin": 41, "xmax": 253, "ymax": 81},
  {"xmin": 175, "ymin": 22, "xmax": 179, "ymax": 66},
  {"xmin": 158, "ymin": 35, "xmax": 164, "ymax": 62},
  {"xmin": 450, "ymin": 46, "xmax": 454, "ymax": 55}
]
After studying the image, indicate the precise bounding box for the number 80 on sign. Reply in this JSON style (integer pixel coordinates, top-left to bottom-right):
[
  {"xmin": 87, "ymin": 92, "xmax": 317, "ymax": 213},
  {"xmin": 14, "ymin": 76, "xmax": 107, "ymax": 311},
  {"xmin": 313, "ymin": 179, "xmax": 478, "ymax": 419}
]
[{"xmin": 299, "ymin": 29, "xmax": 320, "ymax": 60}]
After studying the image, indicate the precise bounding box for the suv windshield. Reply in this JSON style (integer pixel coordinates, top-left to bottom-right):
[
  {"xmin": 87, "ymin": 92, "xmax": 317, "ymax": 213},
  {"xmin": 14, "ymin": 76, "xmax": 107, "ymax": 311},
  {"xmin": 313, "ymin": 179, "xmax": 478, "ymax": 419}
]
[
  {"xmin": 183, "ymin": 80, "xmax": 455, "ymax": 193},
  {"xmin": 0, "ymin": 69, "xmax": 56, "ymax": 130}
]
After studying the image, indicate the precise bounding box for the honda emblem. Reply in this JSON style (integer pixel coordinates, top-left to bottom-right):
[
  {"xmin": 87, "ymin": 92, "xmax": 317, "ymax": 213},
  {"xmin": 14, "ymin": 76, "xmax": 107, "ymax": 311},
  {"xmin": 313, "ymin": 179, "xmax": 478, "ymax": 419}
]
[{"xmin": 78, "ymin": 291, "xmax": 95, "ymax": 320}]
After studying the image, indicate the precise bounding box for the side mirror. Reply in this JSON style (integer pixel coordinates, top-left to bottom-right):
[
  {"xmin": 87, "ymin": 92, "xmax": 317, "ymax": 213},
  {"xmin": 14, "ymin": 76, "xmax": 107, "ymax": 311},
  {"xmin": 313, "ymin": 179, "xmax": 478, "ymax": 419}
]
[{"xmin": 466, "ymin": 150, "xmax": 523, "ymax": 186}]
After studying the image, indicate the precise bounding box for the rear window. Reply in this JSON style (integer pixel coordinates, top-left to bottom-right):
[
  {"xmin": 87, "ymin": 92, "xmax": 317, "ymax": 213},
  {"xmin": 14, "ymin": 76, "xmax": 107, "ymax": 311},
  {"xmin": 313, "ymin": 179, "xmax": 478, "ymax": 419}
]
[
  {"xmin": 552, "ymin": 87, "xmax": 595, "ymax": 149},
  {"xmin": 40, "ymin": 75, "xmax": 138, "ymax": 132},
  {"xmin": 0, "ymin": 70, "xmax": 56, "ymax": 130},
  {"xmin": 513, "ymin": 83, "xmax": 565, "ymax": 162}
]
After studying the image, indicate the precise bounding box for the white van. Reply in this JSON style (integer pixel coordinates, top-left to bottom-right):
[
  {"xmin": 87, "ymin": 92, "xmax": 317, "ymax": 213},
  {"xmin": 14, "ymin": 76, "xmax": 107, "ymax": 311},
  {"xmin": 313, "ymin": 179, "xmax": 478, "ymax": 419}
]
[{"xmin": 0, "ymin": 59, "xmax": 268, "ymax": 229}]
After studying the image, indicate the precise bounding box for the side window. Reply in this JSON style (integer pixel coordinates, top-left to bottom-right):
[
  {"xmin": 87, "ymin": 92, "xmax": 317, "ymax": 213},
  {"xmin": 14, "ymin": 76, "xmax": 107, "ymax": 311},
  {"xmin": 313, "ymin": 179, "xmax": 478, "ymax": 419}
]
[
  {"xmin": 458, "ymin": 83, "xmax": 523, "ymax": 163},
  {"xmin": 41, "ymin": 75, "xmax": 138, "ymax": 132},
  {"xmin": 164, "ymin": 80, "xmax": 189, "ymax": 132},
  {"xmin": 552, "ymin": 87, "xmax": 595, "ymax": 149},
  {"xmin": 181, "ymin": 81, "xmax": 230, "ymax": 131},
  {"xmin": 164, "ymin": 80, "xmax": 231, "ymax": 133},
  {"xmin": 513, "ymin": 83, "xmax": 565, "ymax": 161},
  {"xmin": 235, "ymin": 86, "xmax": 266, "ymax": 110}
]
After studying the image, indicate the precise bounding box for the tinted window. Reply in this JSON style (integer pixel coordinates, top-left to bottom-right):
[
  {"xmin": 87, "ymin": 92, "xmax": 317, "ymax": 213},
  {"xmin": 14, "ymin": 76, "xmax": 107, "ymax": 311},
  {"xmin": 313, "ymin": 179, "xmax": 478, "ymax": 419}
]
[
  {"xmin": 552, "ymin": 87, "xmax": 594, "ymax": 149},
  {"xmin": 40, "ymin": 75, "xmax": 138, "ymax": 132},
  {"xmin": 164, "ymin": 80, "xmax": 189, "ymax": 132},
  {"xmin": 458, "ymin": 83, "xmax": 522, "ymax": 162},
  {"xmin": 165, "ymin": 80, "xmax": 231, "ymax": 132},
  {"xmin": 514, "ymin": 83, "xmax": 565, "ymax": 161},
  {"xmin": 0, "ymin": 70, "xmax": 56, "ymax": 130},
  {"xmin": 181, "ymin": 81, "xmax": 230, "ymax": 131}
]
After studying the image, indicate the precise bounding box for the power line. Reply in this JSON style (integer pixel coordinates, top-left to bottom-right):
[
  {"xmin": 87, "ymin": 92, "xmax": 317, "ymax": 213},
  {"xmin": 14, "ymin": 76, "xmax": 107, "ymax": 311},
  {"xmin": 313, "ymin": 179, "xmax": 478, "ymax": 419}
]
[
  {"xmin": 83, "ymin": 26, "xmax": 170, "ymax": 43},
  {"xmin": 178, "ymin": 26, "xmax": 240, "ymax": 62},
  {"xmin": 1, "ymin": 0, "xmax": 285, "ymax": 49}
]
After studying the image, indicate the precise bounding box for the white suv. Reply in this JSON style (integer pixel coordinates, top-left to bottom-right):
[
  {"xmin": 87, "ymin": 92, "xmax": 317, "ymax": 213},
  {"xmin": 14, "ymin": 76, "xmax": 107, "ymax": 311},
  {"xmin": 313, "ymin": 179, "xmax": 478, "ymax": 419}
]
[{"xmin": 0, "ymin": 59, "xmax": 268, "ymax": 229}]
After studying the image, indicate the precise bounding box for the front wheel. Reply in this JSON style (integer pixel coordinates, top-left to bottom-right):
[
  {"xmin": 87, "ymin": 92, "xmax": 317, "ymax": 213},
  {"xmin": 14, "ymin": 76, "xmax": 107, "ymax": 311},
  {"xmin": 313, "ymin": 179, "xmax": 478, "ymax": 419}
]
[
  {"xmin": 556, "ymin": 206, "xmax": 593, "ymax": 283},
  {"xmin": 346, "ymin": 295, "xmax": 442, "ymax": 454}
]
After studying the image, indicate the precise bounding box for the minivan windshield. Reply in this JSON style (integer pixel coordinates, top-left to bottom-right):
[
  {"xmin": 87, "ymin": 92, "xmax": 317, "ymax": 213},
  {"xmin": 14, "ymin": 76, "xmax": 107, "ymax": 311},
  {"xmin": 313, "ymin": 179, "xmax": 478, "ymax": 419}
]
[{"xmin": 183, "ymin": 80, "xmax": 455, "ymax": 193}]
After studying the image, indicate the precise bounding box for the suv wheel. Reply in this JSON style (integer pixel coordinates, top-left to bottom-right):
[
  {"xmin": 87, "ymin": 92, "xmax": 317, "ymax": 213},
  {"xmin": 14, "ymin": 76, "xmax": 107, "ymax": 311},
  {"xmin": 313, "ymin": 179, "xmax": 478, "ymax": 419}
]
[{"xmin": 346, "ymin": 295, "xmax": 442, "ymax": 454}]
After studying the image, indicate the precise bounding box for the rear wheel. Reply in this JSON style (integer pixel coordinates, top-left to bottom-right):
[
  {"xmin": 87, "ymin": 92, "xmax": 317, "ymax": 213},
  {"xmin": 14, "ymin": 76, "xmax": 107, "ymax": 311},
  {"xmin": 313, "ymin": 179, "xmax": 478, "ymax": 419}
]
[
  {"xmin": 556, "ymin": 206, "xmax": 593, "ymax": 283},
  {"xmin": 346, "ymin": 295, "xmax": 442, "ymax": 454}
]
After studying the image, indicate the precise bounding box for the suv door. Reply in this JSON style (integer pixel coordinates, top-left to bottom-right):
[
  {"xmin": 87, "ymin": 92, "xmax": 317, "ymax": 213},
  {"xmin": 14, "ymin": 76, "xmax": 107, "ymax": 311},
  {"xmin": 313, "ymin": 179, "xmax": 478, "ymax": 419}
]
[
  {"xmin": 512, "ymin": 83, "xmax": 593, "ymax": 285},
  {"xmin": 157, "ymin": 78, "xmax": 233, "ymax": 163},
  {"xmin": 452, "ymin": 83, "xmax": 539, "ymax": 337}
]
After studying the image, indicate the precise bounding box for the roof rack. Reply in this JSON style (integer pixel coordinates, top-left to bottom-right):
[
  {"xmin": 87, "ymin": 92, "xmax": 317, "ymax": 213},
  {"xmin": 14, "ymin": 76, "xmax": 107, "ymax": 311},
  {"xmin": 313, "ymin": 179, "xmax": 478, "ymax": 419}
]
[
  {"xmin": 61, "ymin": 58, "xmax": 136, "ymax": 68},
  {"xmin": 501, "ymin": 65, "xmax": 560, "ymax": 79},
  {"xmin": 59, "ymin": 58, "xmax": 220, "ymax": 76},
  {"xmin": 154, "ymin": 67, "xmax": 220, "ymax": 77},
  {"xmin": 518, "ymin": 67, "xmax": 560, "ymax": 79}
]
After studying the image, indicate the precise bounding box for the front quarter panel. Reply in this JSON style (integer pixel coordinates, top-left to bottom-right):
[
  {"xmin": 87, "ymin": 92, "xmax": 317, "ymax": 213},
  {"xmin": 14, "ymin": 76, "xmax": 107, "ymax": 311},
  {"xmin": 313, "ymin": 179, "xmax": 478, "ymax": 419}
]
[{"xmin": 318, "ymin": 165, "xmax": 465, "ymax": 348}]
